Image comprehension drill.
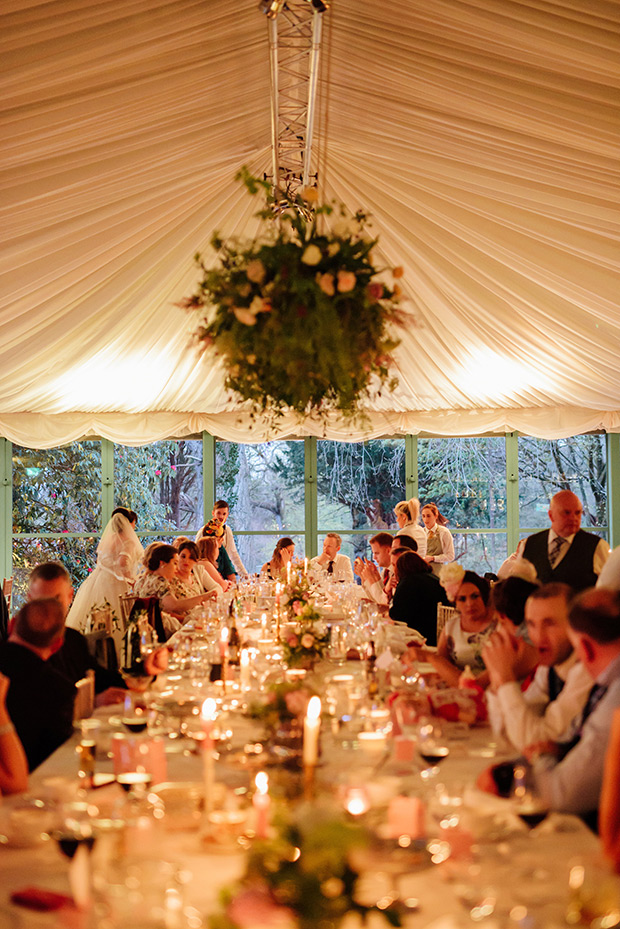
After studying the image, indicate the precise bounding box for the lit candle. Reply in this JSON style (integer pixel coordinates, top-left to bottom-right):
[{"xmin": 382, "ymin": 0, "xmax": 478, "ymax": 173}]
[
  {"xmin": 261, "ymin": 612, "xmax": 267, "ymax": 633},
  {"xmin": 303, "ymin": 557, "xmax": 308, "ymax": 576},
  {"xmin": 253, "ymin": 771, "xmax": 270, "ymax": 839},
  {"xmin": 345, "ymin": 787, "xmax": 370, "ymax": 816},
  {"xmin": 240, "ymin": 649, "xmax": 251, "ymax": 691},
  {"xmin": 201, "ymin": 698, "xmax": 217, "ymax": 821},
  {"xmin": 303, "ymin": 696, "xmax": 321, "ymax": 767},
  {"xmin": 286, "ymin": 562, "xmax": 291, "ymax": 584}
]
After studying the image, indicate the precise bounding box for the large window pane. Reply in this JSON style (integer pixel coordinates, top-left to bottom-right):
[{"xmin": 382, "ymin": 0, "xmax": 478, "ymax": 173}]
[
  {"xmin": 12, "ymin": 536, "xmax": 99, "ymax": 611},
  {"xmin": 13, "ymin": 442, "xmax": 101, "ymax": 534},
  {"xmin": 317, "ymin": 439, "xmax": 406, "ymax": 531},
  {"xmin": 216, "ymin": 441, "xmax": 305, "ymax": 534},
  {"xmin": 418, "ymin": 438, "xmax": 507, "ymax": 531},
  {"xmin": 114, "ymin": 440, "xmax": 203, "ymax": 532},
  {"xmin": 518, "ymin": 435, "xmax": 607, "ymax": 530},
  {"xmin": 451, "ymin": 532, "xmax": 507, "ymax": 576}
]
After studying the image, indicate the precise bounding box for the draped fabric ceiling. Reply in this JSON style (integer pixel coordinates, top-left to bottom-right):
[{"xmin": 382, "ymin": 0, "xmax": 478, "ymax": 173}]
[{"xmin": 1, "ymin": 0, "xmax": 619, "ymax": 447}]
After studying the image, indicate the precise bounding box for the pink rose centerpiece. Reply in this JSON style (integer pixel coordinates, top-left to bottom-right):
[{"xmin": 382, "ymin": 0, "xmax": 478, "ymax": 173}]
[{"xmin": 180, "ymin": 168, "xmax": 409, "ymax": 425}]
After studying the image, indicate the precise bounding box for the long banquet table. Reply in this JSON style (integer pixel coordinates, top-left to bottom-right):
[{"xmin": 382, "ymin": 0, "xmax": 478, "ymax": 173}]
[{"xmin": 1, "ymin": 679, "xmax": 618, "ymax": 929}]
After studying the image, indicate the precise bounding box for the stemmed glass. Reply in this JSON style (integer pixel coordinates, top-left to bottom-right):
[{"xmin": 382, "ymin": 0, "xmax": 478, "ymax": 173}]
[
  {"xmin": 510, "ymin": 764, "xmax": 549, "ymax": 830},
  {"xmin": 417, "ymin": 720, "xmax": 449, "ymax": 781}
]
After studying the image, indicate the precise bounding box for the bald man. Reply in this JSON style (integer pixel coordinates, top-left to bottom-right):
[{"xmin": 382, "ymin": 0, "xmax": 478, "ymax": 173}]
[{"xmin": 517, "ymin": 490, "xmax": 609, "ymax": 592}]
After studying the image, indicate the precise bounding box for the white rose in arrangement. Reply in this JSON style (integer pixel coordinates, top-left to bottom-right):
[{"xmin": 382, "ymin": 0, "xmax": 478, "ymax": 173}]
[
  {"xmin": 301, "ymin": 633, "xmax": 315, "ymax": 649},
  {"xmin": 301, "ymin": 244, "xmax": 322, "ymax": 266},
  {"xmin": 246, "ymin": 259, "xmax": 266, "ymax": 284},
  {"xmin": 438, "ymin": 562, "xmax": 466, "ymax": 602}
]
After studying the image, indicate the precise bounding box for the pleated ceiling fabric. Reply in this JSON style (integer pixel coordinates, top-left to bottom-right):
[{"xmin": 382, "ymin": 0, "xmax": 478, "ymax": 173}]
[{"xmin": 1, "ymin": 0, "xmax": 619, "ymax": 446}]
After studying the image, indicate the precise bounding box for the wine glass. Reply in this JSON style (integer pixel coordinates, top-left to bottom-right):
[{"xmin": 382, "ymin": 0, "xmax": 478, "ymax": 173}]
[
  {"xmin": 52, "ymin": 800, "xmax": 98, "ymax": 860},
  {"xmin": 417, "ymin": 719, "xmax": 450, "ymax": 781},
  {"xmin": 120, "ymin": 692, "xmax": 150, "ymax": 734},
  {"xmin": 510, "ymin": 764, "xmax": 549, "ymax": 830}
]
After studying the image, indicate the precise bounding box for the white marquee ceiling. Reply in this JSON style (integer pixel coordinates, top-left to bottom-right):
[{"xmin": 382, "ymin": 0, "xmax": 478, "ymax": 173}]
[{"xmin": 1, "ymin": 0, "xmax": 619, "ymax": 446}]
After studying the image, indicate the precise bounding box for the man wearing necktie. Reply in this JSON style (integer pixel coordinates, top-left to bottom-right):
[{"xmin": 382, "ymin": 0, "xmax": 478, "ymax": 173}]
[
  {"xmin": 530, "ymin": 587, "xmax": 620, "ymax": 827},
  {"xmin": 354, "ymin": 532, "xmax": 393, "ymax": 605},
  {"xmin": 517, "ymin": 490, "xmax": 609, "ymax": 591},
  {"xmin": 482, "ymin": 583, "xmax": 592, "ymax": 752},
  {"xmin": 310, "ymin": 533, "xmax": 354, "ymax": 583}
]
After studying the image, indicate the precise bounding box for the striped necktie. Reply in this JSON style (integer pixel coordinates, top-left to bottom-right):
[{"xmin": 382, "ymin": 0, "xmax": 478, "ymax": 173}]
[{"xmin": 549, "ymin": 535, "xmax": 567, "ymax": 568}]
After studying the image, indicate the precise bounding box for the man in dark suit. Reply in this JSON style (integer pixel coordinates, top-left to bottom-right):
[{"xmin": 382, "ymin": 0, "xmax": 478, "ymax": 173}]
[
  {"xmin": 0, "ymin": 599, "xmax": 75, "ymax": 771},
  {"xmin": 518, "ymin": 490, "xmax": 609, "ymax": 592}
]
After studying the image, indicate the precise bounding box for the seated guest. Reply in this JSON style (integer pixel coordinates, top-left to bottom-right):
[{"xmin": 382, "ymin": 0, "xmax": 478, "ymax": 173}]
[
  {"xmin": 483, "ymin": 583, "xmax": 592, "ymax": 751},
  {"xmin": 311, "ymin": 533, "xmax": 354, "ymax": 582},
  {"xmin": 394, "ymin": 498, "xmax": 427, "ymax": 558},
  {"xmin": 482, "ymin": 588, "xmax": 620, "ymax": 828},
  {"xmin": 500, "ymin": 490, "xmax": 609, "ymax": 591},
  {"xmin": 197, "ymin": 538, "xmax": 231, "ymax": 592},
  {"xmin": 532, "ymin": 587, "xmax": 620, "ymax": 825},
  {"xmin": 196, "ymin": 500, "xmax": 247, "ymax": 576},
  {"xmin": 383, "ymin": 535, "xmax": 420, "ymax": 603},
  {"xmin": 0, "ymin": 672, "xmax": 28, "ymax": 794},
  {"xmin": 421, "ymin": 503, "xmax": 455, "ymax": 574},
  {"xmin": 172, "ymin": 536, "xmax": 191, "ymax": 549},
  {"xmin": 487, "ymin": 570, "xmax": 540, "ymax": 677},
  {"xmin": 0, "ymin": 599, "xmax": 75, "ymax": 771},
  {"xmin": 354, "ymin": 532, "xmax": 393, "ymax": 605},
  {"xmin": 199, "ymin": 520, "xmax": 236, "ymax": 582},
  {"xmin": 413, "ymin": 571, "xmax": 495, "ymax": 687},
  {"xmin": 261, "ymin": 538, "xmax": 295, "ymax": 580},
  {"xmin": 171, "ymin": 541, "xmax": 219, "ymax": 601},
  {"xmin": 600, "ymin": 708, "xmax": 620, "ymax": 870},
  {"xmin": 132, "ymin": 544, "xmax": 216, "ymax": 635},
  {"xmin": 389, "ymin": 551, "xmax": 448, "ymax": 645},
  {"xmin": 30, "ymin": 562, "xmax": 127, "ymax": 705}
]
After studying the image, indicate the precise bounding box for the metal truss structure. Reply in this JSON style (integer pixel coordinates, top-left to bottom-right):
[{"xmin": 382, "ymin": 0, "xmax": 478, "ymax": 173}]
[{"xmin": 264, "ymin": 1, "xmax": 328, "ymax": 203}]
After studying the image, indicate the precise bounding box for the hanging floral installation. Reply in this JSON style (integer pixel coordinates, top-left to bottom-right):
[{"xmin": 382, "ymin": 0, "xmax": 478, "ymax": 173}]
[{"xmin": 180, "ymin": 168, "xmax": 408, "ymax": 423}]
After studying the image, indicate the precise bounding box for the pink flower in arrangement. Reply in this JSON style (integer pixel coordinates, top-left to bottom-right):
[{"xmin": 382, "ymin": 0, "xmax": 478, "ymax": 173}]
[
  {"xmin": 227, "ymin": 888, "xmax": 296, "ymax": 929},
  {"xmin": 337, "ymin": 270, "xmax": 357, "ymax": 293},
  {"xmin": 287, "ymin": 634, "xmax": 299, "ymax": 648},
  {"xmin": 292, "ymin": 600, "xmax": 304, "ymax": 616},
  {"xmin": 366, "ymin": 281, "xmax": 384, "ymax": 301},
  {"xmin": 301, "ymin": 633, "xmax": 315, "ymax": 649},
  {"xmin": 233, "ymin": 306, "xmax": 258, "ymax": 326}
]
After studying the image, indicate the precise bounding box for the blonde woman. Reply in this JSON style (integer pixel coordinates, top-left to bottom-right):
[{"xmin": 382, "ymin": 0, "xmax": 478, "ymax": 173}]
[
  {"xmin": 394, "ymin": 498, "xmax": 427, "ymax": 558},
  {"xmin": 421, "ymin": 502, "xmax": 455, "ymax": 575}
]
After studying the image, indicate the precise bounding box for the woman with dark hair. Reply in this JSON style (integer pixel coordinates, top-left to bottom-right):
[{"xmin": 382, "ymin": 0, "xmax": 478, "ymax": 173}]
[
  {"xmin": 421, "ymin": 503, "xmax": 455, "ymax": 575},
  {"xmin": 260, "ymin": 538, "xmax": 295, "ymax": 580},
  {"xmin": 414, "ymin": 570, "xmax": 496, "ymax": 687},
  {"xmin": 132, "ymin": 544, "xmax": 215, "ymax": 634},
  {"xmin": 171, "ymin": 541, "xmax": 219, "ymax": 601},
  {"xmin": 389, "ymin": 551, "xmax": 448, "ymax": 645}
]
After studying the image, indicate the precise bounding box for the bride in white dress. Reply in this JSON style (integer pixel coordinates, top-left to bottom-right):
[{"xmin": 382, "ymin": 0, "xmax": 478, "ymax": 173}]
[{"xmin": 65, "ymin": 508, "xmax": 144, "ymax": 655}]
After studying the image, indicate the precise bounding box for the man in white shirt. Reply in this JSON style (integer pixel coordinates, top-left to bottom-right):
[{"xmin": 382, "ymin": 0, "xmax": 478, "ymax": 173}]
[
  {"xmin": 354, "ymin": 532, "xmax": 393, "ymax": 605},
  {"xmin": 483, "ymin": 583, "xmax": 592, "ymax": 751},
  {"xmin": 311, "ymin": 533, "xmax": 354, "ymax": 583},
  {"xmin": 501, "ymin": 490, "xmax": 608, "ymax": 591}
]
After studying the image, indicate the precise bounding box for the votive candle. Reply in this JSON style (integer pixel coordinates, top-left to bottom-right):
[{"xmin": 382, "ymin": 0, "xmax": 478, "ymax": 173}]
[
  {"xmin": 303, "ymin": 696, "xmax": 321, "ymax": 767},
  {"xmin": 253, "ymin": 771, "xmax": 270, "ymax": 839}
]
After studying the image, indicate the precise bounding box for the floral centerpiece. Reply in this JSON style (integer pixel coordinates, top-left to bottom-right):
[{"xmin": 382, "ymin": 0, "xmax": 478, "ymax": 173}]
[
  {"xmin": 281, "ymin": 626, "xmax": 330, "ymax": 669},
  {"xmin": 210, "ymin": 806, "xmax": 402, "ymax": 929},
  {"xmin": 181, "ymin": 168, "xmax": 408, "ymax": 424},
  {"xmin": 283, "ymin": 575, "xmax": 320, "ymax": 623},
  {"xmin": 248, "ymin": 681, "xmax": 316, "ymax": 733}
]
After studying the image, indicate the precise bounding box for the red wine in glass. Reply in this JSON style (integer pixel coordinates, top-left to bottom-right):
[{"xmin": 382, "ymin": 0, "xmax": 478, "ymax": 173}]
[
  {"xmin": 55, "ymin": 833, "xmax": 96, "ymax": 859},
  {"xmin": 117, "ymin": 771, "xmax": 152, "ymax": 792},
  {"xmin": 121, "ymin": 717, "xmax": 148, "ymax": 734},
  {"xmin": 419, "ymin": 746, "xmax": 450, "ymax": 766}
]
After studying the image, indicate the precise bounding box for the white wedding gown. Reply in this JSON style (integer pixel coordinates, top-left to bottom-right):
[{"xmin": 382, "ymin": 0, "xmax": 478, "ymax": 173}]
[{"xmin": 65, "ymin": 513, "xmax": 144, "ymax": 658}]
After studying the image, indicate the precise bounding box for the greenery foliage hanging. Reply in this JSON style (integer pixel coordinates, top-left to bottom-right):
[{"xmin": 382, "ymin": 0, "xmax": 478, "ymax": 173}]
[{"xmin": 180, "ymin": 168, "xmax": 408, "ymax": 423}]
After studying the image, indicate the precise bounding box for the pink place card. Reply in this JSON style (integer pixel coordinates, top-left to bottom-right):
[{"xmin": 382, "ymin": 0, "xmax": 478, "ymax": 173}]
[
  {"xmin": 111, "ymin": 736, "xmax": 167, "ymax": 785},
  {"xmin": 387, "ymin": 795, "xmax": 425, "ymax": 839}
]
